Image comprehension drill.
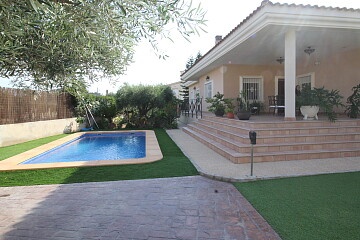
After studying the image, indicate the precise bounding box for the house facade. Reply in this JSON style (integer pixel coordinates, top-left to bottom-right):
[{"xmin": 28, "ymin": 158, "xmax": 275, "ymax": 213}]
[{"xmin": 181, "ymin": 1, "xmax": 360, "ymax": 120}]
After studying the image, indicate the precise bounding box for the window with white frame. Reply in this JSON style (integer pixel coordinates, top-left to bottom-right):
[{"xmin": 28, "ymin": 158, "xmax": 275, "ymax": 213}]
[
  {"xmin": 204, "ymin": 81, "xmax": 212, "ymax": 99},
  {"xmin": 240, "ymin": 77, "xmax": 263, "ymax": 101},
  {"xmin": 296, "ymin": 74, "xmax": 312, "ymax": 89}
]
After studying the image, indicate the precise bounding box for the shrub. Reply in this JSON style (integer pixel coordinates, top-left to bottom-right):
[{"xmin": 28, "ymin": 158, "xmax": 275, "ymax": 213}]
[
  {"xmin": 345, "ymin": 84, "xmax": 360, "ymax": 118},
  {"xmin": 115, "ymin": 84, "xmax": 178, "ymax": 128}
]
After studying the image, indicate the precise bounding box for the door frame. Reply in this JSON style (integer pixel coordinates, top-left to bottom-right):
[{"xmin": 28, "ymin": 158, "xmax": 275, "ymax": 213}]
[{"xmin": 275, "ymin": 76, "xmax": 284, "ymax": 96}]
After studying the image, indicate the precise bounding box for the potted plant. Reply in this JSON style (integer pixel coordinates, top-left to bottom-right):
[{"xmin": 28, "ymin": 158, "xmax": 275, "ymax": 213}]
[
  {"xmin": 236, "ymin": 91, "xmax": 251, "ymax": 120},
  {"xmin": 205, "ymin": 92, "xmax": 226, "ymax": 117},
  {"xmin": 296, "ymin": 85, "xmax": 343, "ymax": 122},
  {"xmin": 224, "ymin": 98, "xmax": 236, "ymax": 118},
  {"xmin": 345, "ymin": 83, "xmax": 360, "ymax": 118},
  {"xmin": 249, "ymin": 101, "xmax": 263, "ymax": 115}
]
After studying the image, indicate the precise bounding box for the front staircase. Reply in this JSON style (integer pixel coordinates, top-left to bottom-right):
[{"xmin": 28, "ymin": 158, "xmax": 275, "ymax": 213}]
[{"xmin": 182, "ymin": 114, "xmax": 360, "ymax": 163}]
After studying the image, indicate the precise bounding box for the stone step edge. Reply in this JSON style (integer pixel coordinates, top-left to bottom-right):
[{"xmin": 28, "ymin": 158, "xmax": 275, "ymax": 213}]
[
  {"xmin": 203, "ymin": 114, "xmax": 359, "ymax": 126},
  {"xmin": 183, "ymin": 127, "xmax": 360, "ymax": 158},
  {"xmin": 199, "ymin": 118, "xmax": 360, "ymax": 131},
  {"xmin": 187, "ymin": 124, "xmax": 360, "ymax": 148},
  {"xmin": 192, "ymin": 121, "xmax": 360, "ymax": 139}
]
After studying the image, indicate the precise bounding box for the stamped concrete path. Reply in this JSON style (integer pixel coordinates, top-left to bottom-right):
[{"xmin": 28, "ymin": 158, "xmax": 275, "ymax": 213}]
[{"xmin": 0, "ymin": 176, "xmax": 280, "ymax": 240}]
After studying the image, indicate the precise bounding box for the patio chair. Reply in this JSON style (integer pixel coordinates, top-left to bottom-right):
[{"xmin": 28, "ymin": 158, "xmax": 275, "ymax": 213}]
[{"xmin": 268, "ymin": 95, "xmax": 285, "ymax": 115}]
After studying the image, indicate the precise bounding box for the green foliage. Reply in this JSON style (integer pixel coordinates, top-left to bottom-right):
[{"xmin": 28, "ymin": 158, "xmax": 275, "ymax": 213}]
[
  {"xmin": 237, "ymin": 91, "xmax": 251, "ymax": 112},
  {"xmin": 0, "ymin": 0, "xmax": 206, "ymax": 89},
  {"xmin": 345, "ymin": 83, "xmax": 360, "ymax": 118},
  {"xmin": 185, "ymin": 51, "xmax": 202, "ymax": 70},
  {"xmin": 72, "ymin": 92, "xmax": 117, "ymax": 129},
  {"xmin": 249, "ymin": 100, "xmax": 263, "ymax": 114},
  {"xmin": 93, "ymin": 95, "xmax": 117, "ymax": 124},
  {"xmin": 115, "ymin": 84, "xmax": 177, "ymax": 128},
  {"xmin": 296, "ymin": 85, "xmax": 344, "ymax": 121},
  {"xmin": 223, "ymin": 98, "xmax": 236, "ymax": 113},
  {"xmin": 205, "ymin": 92, "xmax": 226, "ymax": 116},
  {"xmin": 151, "ymin": 99, "xmax": 180, "ymax": 129},
  {"xmin": 234, "ymin": 172, "xmax": 360, "ymax": 240}
]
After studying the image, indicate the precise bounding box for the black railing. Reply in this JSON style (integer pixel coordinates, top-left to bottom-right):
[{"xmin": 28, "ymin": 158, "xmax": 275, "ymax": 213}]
[{"xmin": 179, "ymin": 98, "xmax": 202, "ymax": 118}]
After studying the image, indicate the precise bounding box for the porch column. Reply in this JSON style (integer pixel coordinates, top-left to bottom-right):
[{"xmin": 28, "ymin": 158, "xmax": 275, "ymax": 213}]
[{"xmin": 284, "ymin": 30, "xmax": 296, "ymax": 121}]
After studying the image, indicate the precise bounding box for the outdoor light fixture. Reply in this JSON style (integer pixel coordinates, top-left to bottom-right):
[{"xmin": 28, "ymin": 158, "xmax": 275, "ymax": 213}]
[
  {"xmin": 206, "ymin": 76, "xmax": 210, "ymax": 81},
  {"xmin": 304, "ymin": 46, "xmax": 315, "ymax": 55},
  {"xmin": 276, "ymin": 57, "xmax": 284, "ymax": 64}
]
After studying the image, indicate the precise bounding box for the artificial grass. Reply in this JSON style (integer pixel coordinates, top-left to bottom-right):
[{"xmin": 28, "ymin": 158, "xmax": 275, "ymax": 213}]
[
  {"xmin": 234, "ymin": 172, "xmax": 360, "ymax": 240},
  {"xmin": 0, "ymin": 129, "xmax": 198, "ymax": 186},
  {"xmin": 0, "ymin": 134, "xmax": 68, "ymax": 161}
]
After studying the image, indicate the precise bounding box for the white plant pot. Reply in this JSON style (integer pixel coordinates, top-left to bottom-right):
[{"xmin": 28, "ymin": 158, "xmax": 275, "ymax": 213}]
[{"xmin": 300, "ymin": 106, "xmax": 319, "ymax": 120}]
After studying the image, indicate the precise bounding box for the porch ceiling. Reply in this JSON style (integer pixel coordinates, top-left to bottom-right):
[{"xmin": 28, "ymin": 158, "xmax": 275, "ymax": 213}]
[{"xmin": 185, "ymin": 25, "xmax": 360, "ymax": 81}]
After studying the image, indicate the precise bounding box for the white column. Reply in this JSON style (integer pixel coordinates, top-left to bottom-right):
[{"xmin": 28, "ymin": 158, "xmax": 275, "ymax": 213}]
[{"xmin": 284, "ymin": 30, "xmax": 296, "ymax": 121}]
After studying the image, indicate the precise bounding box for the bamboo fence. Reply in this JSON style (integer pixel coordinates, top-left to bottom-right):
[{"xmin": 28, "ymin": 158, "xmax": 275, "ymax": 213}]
[{"xmin": 0, "ymin": 87, "xmax": 74, "ymax": 125}]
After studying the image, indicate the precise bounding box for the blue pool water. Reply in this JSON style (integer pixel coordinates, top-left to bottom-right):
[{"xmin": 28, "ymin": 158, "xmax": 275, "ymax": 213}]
[{"xmin": 21, "ymin": 132, "xmax": 146, "ymax": 164}]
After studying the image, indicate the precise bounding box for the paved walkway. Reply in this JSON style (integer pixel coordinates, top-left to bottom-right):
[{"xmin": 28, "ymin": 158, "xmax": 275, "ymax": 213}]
[
  {"xmin": 0, "ymin": 176, "xmax": 280, "ymax": 240},
  {"xmin": 166, "ymin": 129, "xmax": 360, "ymax": 182}
]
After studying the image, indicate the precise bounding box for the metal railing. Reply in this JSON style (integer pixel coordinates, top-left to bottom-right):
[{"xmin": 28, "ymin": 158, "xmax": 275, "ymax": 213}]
[{"xmin": 179, "ymin": 97, "xmax": 202, "ymax": 119}]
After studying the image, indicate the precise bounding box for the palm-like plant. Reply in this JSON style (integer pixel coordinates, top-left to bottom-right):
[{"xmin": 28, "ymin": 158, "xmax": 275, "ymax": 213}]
[
  {"xmin": 206, "ymin": 92, "xmax": 226, "ymax": 117},
  {"xmin": 297, "ymin": 85, "xmax": 344, "ymax": 122}
]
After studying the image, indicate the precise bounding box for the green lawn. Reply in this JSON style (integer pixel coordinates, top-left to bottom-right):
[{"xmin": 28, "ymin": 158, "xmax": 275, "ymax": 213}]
[
  {"xmin": 0, "ymin": 134, "xmax": 69, "ymax": 161},
  {"xmin": 234, "ymin": 172, "xmax": 360, "ymax": 240},
  {"xmin": 0, "ymin": 129, "xmax": 198, "ymax": 186}
]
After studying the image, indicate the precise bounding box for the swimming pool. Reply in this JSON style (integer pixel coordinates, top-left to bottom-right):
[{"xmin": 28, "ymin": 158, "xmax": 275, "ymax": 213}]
[
  {"xmin": 0, "ymin": 130, "xmax": 163, "ymax": 171},
  {"xmin": 21, "ymin": 132, "xmax": 146, "ymax": 164}
]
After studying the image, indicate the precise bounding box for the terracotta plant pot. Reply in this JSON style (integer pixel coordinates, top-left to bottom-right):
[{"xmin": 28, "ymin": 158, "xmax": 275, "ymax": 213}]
[{"xmin": 226, "ymin": 112, "xmax": 235, "ymax": 119}]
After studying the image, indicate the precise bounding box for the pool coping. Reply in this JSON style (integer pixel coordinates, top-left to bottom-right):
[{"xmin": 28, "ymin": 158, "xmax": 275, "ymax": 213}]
[{"xmin": 0, "ymin": 130, "xmax": 163, "ymax": 171}]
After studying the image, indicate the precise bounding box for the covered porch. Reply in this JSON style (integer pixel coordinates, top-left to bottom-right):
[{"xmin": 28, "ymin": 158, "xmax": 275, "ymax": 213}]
[{"xmin": 181, "ymin": 1, "xmax": 360, "ymax": 121}]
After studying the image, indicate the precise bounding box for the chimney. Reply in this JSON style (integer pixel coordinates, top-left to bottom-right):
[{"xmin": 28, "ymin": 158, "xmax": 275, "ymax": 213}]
[{"xmin": 215, "ymin": 35, "xmax": 223, "ymax": 45}]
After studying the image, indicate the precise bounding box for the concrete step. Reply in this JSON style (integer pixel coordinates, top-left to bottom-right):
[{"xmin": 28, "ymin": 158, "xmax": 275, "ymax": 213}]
[
  {"xmin": 187, "ymin": 124, "xmax": 360, "ymax": 153},
  {"xmin": 199, "ymin": 118, "xmax": 360, "ymax": 136},
  {"xmin": 183, "ymin": 127, "xmax": 360, "ymax": 163},
  {"xmin": 190, "ymin": 121, "xmax": 360, "ymax": 144},
  {"xmin": 183, "ymin": 121, "xmax": 360, "ymax": 164},
  {"xmin": 203, "ymin": 114, "xmax": 360, "ymax": 128}
]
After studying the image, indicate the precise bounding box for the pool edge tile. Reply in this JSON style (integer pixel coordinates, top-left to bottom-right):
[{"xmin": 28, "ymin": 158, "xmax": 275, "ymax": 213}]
[{"xmin": 0, "ymin": 130, "xmax": 163, "ymax": 171}]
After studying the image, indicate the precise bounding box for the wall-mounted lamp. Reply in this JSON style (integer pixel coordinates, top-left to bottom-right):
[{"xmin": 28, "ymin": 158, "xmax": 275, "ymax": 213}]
[
  {"xmin": 206, "ymin": 76, "xmax": 210, "ymax": 81},
  {"xmin": 304, "ymin": 46, "xmax": 315, "ymax": 55},
  {"xmin": 193, "ymin": 86, "xmax": 196, "ymax": 90},
  {"xmin": 276, "ymin": 57, "xmax": 284, "ymax": 64}
]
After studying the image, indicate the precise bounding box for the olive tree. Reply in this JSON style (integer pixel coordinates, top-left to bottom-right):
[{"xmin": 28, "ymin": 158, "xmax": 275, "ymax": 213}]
[
  {"xmin": 0, "ymin": 0, "xmax": 206, "ymax": 91},
  {"xmin": 115, "ymin": 84, "xmax": 177, "ymax": 128}
]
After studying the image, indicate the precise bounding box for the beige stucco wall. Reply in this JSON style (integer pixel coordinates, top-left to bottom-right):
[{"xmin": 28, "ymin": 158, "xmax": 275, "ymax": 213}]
[
  {"xmin": 193, "ymin": 68, "xmax": 224, "ymax": 112},
  {"xmin": 297, "ymin": 48, "xmax": 360, "ymax": 102},
  {"xmin": 188, "ymin": 48, "xmax": 359, "ymax": 115},
  {"xmin": 0, "ymin": 118, "xmax": 79, "ymax": 147},
  {"xmin": 193, "ymin": 64, "xmax": 284, "ymax": 113},
  {"xmin": 222, "ymin": 64, "xmax": 284, "ymax": 111}
]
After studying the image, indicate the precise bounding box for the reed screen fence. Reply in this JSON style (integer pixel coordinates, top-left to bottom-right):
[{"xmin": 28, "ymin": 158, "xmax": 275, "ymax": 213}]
[{"xmin": 0, "ymin": 88, "xmax": 74, "ymax": 125}]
